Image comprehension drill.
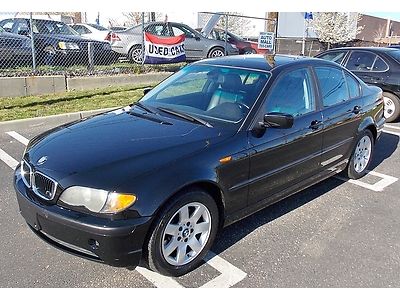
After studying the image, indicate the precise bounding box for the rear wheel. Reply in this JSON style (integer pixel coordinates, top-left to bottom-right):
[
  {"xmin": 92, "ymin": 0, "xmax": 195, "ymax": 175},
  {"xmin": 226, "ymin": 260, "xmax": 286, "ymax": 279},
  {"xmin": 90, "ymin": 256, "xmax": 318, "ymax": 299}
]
[
  {"xmin": 383, "ymin": 92, "xmax": 400, "ymax": 123},
  {"xmin": 243, "ymin": 48, "xmax": 256, "ymax": 54},
  {"xmin": 129, "ymin": 45, "xmax": 143, "ymax": 64},
  {"xmin": 345, "ymin": 130, "xmax": 374, "ymax": 179},
  {"xmin": 146, "ymin": 189, "xmax": 219, "ymax": 276}
]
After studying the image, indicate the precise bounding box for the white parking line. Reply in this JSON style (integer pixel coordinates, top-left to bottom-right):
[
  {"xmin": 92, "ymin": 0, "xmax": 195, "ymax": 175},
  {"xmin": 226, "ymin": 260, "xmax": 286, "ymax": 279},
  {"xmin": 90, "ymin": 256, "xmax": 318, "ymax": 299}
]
[
  {"xmin": 383, "ymin": 129, "xmax": 400, "ymax": 137},
  {"xmin": 6, "ymin": 131, "xmax": 29, "ymax": 146},
  {"xmin": 336, "ymin": 170, "xmax": 398, "ymax": 192},
  {"xmin": 136, "ymin": 267, "xmax": 184, "ymax": 288},
  {"xmin": 384, "ymin": 124, "xmax": 400, "ymax": 130},
  {"xmin": 200, "ymin": 251, "xmax": 247, "ymax": 288},
  {"xmin": 0, "ymin": 148, "xmax": 18, "ymax": 170}
]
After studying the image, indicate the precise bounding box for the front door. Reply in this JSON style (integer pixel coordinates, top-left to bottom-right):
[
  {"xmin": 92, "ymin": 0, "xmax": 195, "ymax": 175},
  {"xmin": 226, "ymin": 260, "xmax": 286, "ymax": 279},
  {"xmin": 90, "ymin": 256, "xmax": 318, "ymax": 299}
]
[{"xmin": 247, "ymin": 67, "xmax": 323, "ymax": 205}]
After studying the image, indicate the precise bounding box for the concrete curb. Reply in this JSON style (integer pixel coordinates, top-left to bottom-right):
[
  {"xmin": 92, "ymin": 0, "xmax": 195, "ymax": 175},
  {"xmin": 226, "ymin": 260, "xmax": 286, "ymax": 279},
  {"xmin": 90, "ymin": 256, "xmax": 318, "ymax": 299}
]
[{"xmin": 0, "ymin": 107, "xmax": 119, "ymax": 131}]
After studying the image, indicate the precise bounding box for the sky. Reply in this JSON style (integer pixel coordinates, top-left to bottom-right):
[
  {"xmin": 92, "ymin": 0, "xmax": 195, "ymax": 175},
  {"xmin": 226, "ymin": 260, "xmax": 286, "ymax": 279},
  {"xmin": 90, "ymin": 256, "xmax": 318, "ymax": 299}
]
[{"xmin": 367, "ymin": 12, "xmax": 400, "ymax": 22}]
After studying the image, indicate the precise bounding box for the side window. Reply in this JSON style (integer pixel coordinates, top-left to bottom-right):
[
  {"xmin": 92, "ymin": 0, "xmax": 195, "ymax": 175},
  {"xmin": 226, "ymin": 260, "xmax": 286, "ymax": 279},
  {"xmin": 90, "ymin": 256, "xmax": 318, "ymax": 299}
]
[
  {"xmin": 72, "ymin": 25, "xmax": 90, "ymax": 34},
  {"xmin": 344, "ymin": 72, "xmax": 361, "ymax": 99},
  {"xmin": 0, "ymin": 19, "xmax": 15, "ymax": 33},
  {"xmin": 318, "ymin": 51, "xmax": 347, "ymax": 64},
  {"xmin": 16, "ymin": 20, "xmax": 29, "ymax": 34},
  {"xmin": 265, "ymin": 68, "xmax": 315, "ymax": 117},
  {"xmin": 171, "ymin": 25, "xmax": 195, "ymax": 38},
  {"xmin": 315, "ymin": 67, "xmax": 349, "ymax": 107},
  {"xmin": 346, "ymin": 51, "xmax": 376, "ymax": 71},
  {"xmin": 146, "ymin": 24, "xmax": 169, "ymax": 36},
  {"xmin": 372, "ymin": 57, "xmax": 388, "ymax": 71}
]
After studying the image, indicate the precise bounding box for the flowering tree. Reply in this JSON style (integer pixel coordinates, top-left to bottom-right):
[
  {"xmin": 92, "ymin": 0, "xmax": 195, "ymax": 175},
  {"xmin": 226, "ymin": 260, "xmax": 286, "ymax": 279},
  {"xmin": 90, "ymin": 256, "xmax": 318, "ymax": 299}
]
[{"xmin": 312, "ymin": 12, "xmax": 364, "ymax": 49}]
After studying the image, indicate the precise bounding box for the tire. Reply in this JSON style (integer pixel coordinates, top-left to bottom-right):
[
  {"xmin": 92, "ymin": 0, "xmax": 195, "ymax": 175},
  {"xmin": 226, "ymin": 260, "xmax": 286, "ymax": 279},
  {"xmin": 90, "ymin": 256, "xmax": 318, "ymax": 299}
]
[
  {"xmin": 345, "ymin": 130, "xmax": 374, "ymax": 179},
  {"xmin": 208, "ymin": 47, "xmax": 225, "ymax": 58},
  {"xmin": 146, "ymin": 188, "xmax": 219, "ymax": 277},
  {"xmin": 383, "ymin": 92, "xmax": 400, "ymax": 123},
  {"xmin": 243, "ymin": 48, "xmax": 256, "ymax": 55},
  {"xmin": 128, "ymin": 45, "xmax": 143, "ymax": 64},
  {"xmin": 43, "ymin": 45, "xmax": 56, "ymax": 66}
]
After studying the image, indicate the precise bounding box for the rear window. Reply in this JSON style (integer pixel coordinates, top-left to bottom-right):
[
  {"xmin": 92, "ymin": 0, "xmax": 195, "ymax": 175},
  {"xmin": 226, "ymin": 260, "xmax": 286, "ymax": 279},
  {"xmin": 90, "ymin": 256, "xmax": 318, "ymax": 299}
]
[
  {"xmin": 89, "ymin": 24, "xmax": 108, "ymax": 31},
  {"xmin": 318, "ymin": 51, "xmax": 347, "ymax": 64}
]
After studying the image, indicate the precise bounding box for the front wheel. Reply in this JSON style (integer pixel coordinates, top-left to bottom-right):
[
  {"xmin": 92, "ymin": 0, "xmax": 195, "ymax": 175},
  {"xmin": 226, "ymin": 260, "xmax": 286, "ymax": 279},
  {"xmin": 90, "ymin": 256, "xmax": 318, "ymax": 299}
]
[
  {"xmin": 145, "ymin": 189, "xmax": 219, "ymax": 276},
  {"xmin": 208, "ymin": 47, "xmax": 225, "ymax": 58},
  {"xmin": 345, "ymin": 130, "xmax": 374, "ymax": 179}
]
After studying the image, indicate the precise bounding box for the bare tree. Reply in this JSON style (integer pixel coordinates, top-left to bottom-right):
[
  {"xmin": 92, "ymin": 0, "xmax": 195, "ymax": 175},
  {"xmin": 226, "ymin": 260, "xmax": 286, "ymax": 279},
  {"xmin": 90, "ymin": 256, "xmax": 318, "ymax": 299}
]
[
  {"xmin": 122, "ymin": 12, "xmax": 142, "ymax": 27},
  {"xmin": 374, "ymin": 24, "xmax": 386, "ymax": 41},
  {"xmin": 217, "ymin": 12, "xmax": 252, "ymax": 36},
  {"xmin": 312, "ymin": 12, "xmax": 364, "ymax": 49}
]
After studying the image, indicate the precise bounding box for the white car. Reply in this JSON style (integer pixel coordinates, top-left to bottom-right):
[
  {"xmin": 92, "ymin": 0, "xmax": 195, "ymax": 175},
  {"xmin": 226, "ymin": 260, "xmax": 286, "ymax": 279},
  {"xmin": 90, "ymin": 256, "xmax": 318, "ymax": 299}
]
[{"xmin": 69, "ymin": 23, "xmax": 110, "ymax": 42}]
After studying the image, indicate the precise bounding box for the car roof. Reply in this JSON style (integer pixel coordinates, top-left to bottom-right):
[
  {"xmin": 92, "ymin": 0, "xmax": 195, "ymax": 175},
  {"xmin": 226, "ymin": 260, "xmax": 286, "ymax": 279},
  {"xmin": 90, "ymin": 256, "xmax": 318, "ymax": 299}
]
[{"xmin": 194, "ymin": 54, "xmax": 324, "ymax": 72}]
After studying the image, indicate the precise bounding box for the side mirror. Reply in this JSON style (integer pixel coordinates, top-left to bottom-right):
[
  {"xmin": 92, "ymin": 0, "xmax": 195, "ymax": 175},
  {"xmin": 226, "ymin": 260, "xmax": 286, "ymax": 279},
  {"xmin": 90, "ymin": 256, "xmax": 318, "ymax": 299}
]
[
  {"xmin": 143, "ymin": 87, "xmax": 152, "ymax": 95},
  {"xmin": 262, "ymin": 112, "xmax": 294, "ymax": 129}
]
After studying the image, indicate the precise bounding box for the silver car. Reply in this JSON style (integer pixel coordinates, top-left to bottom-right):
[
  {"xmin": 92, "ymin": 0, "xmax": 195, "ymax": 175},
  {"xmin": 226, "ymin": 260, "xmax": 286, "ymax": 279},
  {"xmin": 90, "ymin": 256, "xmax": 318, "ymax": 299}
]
[{"xmin": 109, "ymin": 21, "xmax": 239, "ymax": 63}]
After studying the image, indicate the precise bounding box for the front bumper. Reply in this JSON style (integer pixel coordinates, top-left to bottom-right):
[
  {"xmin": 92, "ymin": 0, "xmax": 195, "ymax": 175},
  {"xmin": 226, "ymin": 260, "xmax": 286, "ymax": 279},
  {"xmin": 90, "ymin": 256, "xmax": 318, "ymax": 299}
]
[{"xmin": 14, "ymin": 166, "xmax": 152, "ymax": 267}]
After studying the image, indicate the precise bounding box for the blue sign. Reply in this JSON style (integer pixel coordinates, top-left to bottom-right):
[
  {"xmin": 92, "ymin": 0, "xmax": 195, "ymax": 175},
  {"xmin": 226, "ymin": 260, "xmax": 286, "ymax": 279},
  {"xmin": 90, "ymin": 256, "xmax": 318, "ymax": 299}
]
[{"xmin": 305, "ymin": 12, "xmax": 313, "ymax": 20}]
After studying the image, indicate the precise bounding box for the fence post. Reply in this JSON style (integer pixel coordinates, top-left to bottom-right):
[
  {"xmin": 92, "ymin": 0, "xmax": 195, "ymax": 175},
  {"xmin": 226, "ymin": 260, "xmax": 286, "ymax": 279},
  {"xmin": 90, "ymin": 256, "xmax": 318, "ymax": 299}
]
[
  {"xmin": 88, "ymin": 42, "xmax": 94, "ymax": 73},
  {"xmin": 29, "ymin": 12, "xmax": 36, "ymax": 72},
  {"xmin": 224, "ymin": 14, "xmax": 228, "ymax": 56},
  {"xmin": 141, "ymin": 12, "xmax": 145, "ymax": 65}
]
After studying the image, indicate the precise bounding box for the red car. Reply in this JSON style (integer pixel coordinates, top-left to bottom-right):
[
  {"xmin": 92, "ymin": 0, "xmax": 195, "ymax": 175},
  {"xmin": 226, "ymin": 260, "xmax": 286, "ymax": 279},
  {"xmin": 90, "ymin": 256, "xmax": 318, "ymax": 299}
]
[{"xmin": 197, "ymin": 27, "xmax": 268, "ymax": 55}]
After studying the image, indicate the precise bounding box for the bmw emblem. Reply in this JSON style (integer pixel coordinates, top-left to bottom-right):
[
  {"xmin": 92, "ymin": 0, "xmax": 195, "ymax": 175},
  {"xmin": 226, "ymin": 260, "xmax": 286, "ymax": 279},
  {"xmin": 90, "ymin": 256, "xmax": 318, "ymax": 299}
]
[{"xmin": 37, "ymin": 156, "xmax": 48, "ymax": 165}]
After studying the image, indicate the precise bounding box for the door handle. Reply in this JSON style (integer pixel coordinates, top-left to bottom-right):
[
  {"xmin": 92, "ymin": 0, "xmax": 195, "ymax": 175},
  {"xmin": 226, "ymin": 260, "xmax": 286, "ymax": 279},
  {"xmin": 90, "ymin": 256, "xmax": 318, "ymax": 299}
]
[
  {"xmin": 352, "ymin": 105, "xmax": 362, "ymax": 114},
  {"xmin": 309, "ymin": 120, "xmax": 323, "ymax": 130}
]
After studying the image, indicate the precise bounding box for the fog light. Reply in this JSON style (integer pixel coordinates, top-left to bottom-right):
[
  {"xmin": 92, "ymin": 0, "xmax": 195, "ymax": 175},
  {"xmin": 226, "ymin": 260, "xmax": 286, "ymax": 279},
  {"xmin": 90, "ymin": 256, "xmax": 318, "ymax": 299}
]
[{"xmin": 88, "ymin": 239, "xmax": 100, "ymax": 250}]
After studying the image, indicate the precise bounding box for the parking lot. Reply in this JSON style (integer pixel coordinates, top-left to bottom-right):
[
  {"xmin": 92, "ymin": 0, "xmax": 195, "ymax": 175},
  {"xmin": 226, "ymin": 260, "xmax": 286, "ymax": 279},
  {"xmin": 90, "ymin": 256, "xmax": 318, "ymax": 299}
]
[{"xmin": 0, "ymin": 115, "xmax": 400, "ymax": 288}]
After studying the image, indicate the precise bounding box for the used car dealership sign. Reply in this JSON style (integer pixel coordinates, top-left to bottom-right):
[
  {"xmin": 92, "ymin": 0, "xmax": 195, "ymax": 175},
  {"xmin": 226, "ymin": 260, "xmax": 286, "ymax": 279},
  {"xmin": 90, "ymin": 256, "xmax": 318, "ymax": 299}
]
[
  {"xmin": 144, "ymin": 33, "xmax": 186, "ymax": 64},
  {"xmin": 258, "ymin": 32, "xmax": 274, "ymax": 51}
]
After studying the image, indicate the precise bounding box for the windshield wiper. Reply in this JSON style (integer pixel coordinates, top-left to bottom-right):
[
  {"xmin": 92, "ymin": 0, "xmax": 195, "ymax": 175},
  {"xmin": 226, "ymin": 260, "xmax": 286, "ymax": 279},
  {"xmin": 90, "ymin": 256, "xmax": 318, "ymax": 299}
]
[
  {"xmin": 132, "ymin": 102, "xmax": 157, "ymax": 114},
  {"xmin": 157, "ymin": 107, "xmax": 213, "ymax": 128}
]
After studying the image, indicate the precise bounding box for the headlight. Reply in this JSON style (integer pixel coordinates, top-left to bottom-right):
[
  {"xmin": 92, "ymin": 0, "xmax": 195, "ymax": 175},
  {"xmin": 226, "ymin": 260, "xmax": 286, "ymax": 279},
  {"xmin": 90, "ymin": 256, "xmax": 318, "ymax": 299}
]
[
  {"xmin": 59, "ymin": 186, "xmax": 137, "ymax": 214},
  {"xmin": 58, "ymin": 42, "xmax": 80, "ymax": 50}
]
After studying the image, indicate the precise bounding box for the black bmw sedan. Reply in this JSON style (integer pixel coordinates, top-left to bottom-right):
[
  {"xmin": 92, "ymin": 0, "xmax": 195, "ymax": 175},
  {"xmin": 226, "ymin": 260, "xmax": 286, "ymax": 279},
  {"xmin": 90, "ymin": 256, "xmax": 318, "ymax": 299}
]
[
  {"xmin": 316, "ymin": 47, "xmax": 400, "ymax": 123},
  {"xmin": 0, "ymin": 26, "xmax": 32, "ymax": 66},
  {"xmin": 14, "ymin": 55, "xmax": 385, "ymax": 276}
]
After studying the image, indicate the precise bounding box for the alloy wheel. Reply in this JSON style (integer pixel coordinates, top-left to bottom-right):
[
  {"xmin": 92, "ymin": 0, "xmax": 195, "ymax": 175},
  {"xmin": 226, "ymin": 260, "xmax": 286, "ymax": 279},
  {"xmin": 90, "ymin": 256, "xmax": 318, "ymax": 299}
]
[
  {"xmin": 383, "ymin": 96, "xmax": 396, "ymax": 119},
  {"xmin": 161, "ymin": 202, "xmax": 211, "ymax": 266},
  {"xmin": 353, "ymin": 135, "xmax": 372, "ymax": 173}
]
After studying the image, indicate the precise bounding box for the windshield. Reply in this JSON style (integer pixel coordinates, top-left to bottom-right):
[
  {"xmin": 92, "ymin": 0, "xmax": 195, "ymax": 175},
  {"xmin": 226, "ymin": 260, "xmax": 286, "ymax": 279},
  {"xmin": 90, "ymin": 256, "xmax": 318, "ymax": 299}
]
[
  {"xmin": 140, "ymin": 64, "xmax": 270, "ymax": 127},
  {"xmin": 33, "ymin": 20, "xmax": 79, "ymax": 35}
]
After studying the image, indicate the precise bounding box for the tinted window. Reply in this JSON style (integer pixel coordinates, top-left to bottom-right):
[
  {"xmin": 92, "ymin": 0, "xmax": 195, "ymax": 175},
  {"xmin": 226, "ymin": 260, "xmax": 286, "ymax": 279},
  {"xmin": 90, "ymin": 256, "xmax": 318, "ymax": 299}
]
[
  {"xmin": 33, "ymin": 20, "xmax": 78, "ymax": 35},
  {"xmin": 372, "ymin": 57, "xmax": 388, "ymax": 71},
  {"xmin": 0, "ymin": 20, "xmax": 15, "ymax": 32},
  {"xmin": 171, "ymin": 25, "xmax": 196, "ymax": 38},
  {"xmin": 16, "ymin": 20, "xmax": 29, "ymax": 34},
  {"xmin": 319, "ymin": 51, "xmax": 347, "ymax": 64},
  {"xmin": 146, "ymin": 24, "xmax": 170, "ymax": 36},
  {"xmin": 141, "ymin": 65, "xmax": 269, "ymax": 124},
  {"xmin": 265, "ymin": 68, "xmax": 315, "ymax": 117},
  {"xmin": 71, "ymin": 25, "xmax": 90, "ymax": 34},
  {"xmin": 345, "ymin": 72, "xmax": 361, "ymax": 99},
  {"xmin": 346, "ymin": 51, "xmax": 376, "ymax": 71},
  {"xmin": 315, "ymin": 67, "xmax": 349, "ymax": 107}
]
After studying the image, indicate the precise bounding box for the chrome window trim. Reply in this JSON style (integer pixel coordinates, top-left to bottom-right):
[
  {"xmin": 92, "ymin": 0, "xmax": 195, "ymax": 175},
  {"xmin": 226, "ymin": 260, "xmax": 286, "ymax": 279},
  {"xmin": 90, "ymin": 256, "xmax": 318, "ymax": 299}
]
[{"xmin": 345, "ymin": 50, "xmax": 390, "ymax": 73}]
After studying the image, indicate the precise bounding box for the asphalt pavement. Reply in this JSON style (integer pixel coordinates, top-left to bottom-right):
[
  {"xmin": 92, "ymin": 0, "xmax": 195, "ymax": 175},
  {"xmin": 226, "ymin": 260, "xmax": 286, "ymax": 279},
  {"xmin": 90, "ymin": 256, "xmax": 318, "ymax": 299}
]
[{"xmin": 0, "ymin": 114, "xmax": 399, "ymax": 288}]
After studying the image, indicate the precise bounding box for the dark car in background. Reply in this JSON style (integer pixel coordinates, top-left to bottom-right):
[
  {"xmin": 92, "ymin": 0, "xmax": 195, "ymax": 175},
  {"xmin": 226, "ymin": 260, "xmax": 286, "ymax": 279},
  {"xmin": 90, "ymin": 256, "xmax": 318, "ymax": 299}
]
[
  {"xmin": 14, "ymin": 55, "xmax": 384, "ymax": 276},
  {"xmin": 316, "ymin": 47, "xmax": 400, "ymax": 122},
  {"xmin": 197, "ymin": 27, "xmax": 268, "ymax": 55},
  {"xmin": 0, "ymin": 26, "xmax": 32, "ymax": 66},
  {"xmin": 109, "ymin": 22, "xmax": 239, "ymax": 63},
  {"xmin": 0, "ymin": 18, "xmax": 115, "ymax": 66}
]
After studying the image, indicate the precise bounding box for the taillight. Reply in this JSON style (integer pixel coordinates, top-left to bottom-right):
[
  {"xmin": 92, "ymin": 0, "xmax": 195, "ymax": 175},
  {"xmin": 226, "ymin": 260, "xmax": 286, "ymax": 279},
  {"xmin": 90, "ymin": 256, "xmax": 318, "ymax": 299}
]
[{"xmin": 105, "ymin": 32, "xmax": 121, "ymax": 42}]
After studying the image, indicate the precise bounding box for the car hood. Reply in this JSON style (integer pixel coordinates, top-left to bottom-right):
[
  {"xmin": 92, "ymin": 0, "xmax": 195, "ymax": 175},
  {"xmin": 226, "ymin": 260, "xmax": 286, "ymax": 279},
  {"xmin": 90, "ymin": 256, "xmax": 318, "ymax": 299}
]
[{"xmin": 25, "ymin": 107, "xmax": 233, "ymax": 184}]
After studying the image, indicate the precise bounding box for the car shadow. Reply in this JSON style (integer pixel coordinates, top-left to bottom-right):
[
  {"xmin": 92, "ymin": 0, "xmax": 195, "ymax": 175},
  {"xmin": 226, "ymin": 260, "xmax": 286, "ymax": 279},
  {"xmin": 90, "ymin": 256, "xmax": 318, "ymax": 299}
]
[
  {"xmin": 369, "ymin": 131, "xmax": 399, "ymax": 170},
  {"xmin": 210, "ymin": 131, "xmax": 399, "ymax": 258}
]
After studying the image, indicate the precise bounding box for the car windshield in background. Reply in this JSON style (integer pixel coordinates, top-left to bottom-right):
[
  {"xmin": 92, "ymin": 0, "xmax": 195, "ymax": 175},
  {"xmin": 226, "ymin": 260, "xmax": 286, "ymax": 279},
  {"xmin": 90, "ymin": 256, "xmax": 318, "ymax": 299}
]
[
  {"xmin": 88, "ymin": 24, "xmax": 108, "ymax": 31},
  {"xmin": 140, "ymin": 64, "xmax": 270, "ymax": 126},
  {"xmin": 386, "ymin": 49, "xmax": 400, "ymax": 64},
  {"xmin": 33, "ymin": 20, "xmax": 79, "ymax": 35}
]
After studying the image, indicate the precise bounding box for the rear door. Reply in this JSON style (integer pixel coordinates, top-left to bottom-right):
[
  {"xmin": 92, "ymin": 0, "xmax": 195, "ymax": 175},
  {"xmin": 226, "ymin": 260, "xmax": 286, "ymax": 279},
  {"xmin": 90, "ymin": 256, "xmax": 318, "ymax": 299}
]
[
  {"xmin": 247, "ymin": 67, "xmax": 323, "ymax": 205},
  {"xmin": 314, "ymin": 66, "xmax": 364, "ymax": 170}
]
